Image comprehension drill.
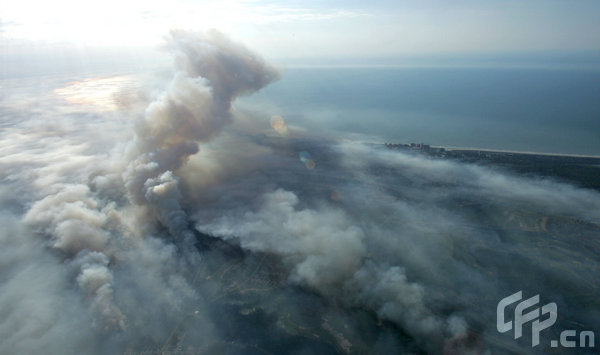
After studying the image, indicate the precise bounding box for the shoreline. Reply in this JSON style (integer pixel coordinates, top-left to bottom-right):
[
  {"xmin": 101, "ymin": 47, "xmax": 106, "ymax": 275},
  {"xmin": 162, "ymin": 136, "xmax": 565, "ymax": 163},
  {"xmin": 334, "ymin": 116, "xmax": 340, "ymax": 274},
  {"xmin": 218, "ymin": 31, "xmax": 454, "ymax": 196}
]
[
  {"xmin": 376, "ymin": 141, "xmax": 600, "ymax": 160},
  {"xmin": 434, "ymin": 145, "xmax": 600, "ymax": 159}
]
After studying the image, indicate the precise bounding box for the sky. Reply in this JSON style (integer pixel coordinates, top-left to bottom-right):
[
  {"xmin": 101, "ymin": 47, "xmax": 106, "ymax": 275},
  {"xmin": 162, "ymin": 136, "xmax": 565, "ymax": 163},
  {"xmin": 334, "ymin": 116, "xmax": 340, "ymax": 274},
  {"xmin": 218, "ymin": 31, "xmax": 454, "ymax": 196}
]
[{"xmin": 2, "ymin": 0, "xmax": 600, "ymax": 62}]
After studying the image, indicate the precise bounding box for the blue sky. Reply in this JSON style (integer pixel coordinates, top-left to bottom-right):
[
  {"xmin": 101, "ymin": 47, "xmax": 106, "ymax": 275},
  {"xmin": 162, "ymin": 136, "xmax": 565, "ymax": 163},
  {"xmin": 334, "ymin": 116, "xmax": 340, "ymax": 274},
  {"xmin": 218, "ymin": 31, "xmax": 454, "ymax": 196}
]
[{"xmin": 1, "ymin": 0, "xmax": 599, "ymax": 63}]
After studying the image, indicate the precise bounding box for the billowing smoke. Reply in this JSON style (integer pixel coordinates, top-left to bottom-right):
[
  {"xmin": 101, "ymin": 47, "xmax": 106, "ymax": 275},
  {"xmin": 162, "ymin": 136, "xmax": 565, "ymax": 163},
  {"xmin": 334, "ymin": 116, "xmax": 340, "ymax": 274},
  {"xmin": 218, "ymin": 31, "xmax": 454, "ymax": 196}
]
[
  {"xmin": 5, "ymin": 30, "xmax": 280, "ymax": 351},
  {"xmin": 23, "ymin": 184, "xmax": 125, "ymax": 332},
  {"xmin": 1, "ymin": 30, "xmax": 599, "ymax": 354},
  {"xmin": 198, "ymin": 188, "xmax": 458, "ymax": 345},
  {"xmin": 123, "ymin": 30, "xmax": 279, "ymax": 237}
]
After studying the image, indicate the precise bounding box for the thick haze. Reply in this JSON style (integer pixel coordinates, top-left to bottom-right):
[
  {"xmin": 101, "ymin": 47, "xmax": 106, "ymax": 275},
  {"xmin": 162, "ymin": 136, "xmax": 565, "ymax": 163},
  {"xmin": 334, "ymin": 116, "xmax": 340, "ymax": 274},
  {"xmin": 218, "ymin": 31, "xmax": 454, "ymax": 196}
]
[{"xmin": 1, "ymin": 31, "xmax": 599, "ymax": 353}]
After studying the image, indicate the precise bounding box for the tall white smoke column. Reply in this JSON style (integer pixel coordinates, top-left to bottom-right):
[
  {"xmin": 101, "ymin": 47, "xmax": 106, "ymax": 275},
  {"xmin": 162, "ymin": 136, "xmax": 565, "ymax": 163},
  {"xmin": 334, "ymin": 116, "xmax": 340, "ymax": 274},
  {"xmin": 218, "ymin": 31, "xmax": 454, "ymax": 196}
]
[{"xmin": 123, "ymin": 30, "xmax": 279, "ymax": 237}]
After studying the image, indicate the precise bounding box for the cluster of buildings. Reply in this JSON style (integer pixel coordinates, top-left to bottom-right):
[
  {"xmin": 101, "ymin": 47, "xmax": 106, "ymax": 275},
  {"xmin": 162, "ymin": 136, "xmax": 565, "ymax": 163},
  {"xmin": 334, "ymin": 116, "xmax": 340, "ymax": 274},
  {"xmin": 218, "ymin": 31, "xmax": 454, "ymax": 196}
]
[{"xmin": 384, "ymin": 142, "xmax": 446, "ymax": 156}]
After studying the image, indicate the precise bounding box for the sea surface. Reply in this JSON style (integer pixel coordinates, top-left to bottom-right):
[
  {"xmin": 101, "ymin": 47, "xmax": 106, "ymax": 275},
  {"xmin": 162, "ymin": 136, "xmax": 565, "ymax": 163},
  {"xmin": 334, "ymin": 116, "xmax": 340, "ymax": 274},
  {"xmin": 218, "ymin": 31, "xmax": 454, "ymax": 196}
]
[{"xmin": 239, "ymin": 67, "xmax": 600, "ymax": 155}]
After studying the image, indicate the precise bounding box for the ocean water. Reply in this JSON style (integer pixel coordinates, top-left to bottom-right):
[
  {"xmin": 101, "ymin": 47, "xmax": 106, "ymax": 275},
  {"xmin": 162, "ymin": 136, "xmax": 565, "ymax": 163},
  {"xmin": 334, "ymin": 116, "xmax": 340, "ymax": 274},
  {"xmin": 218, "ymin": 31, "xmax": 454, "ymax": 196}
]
[{"xmin": 241, "ymin": 67, "xmax": 600, "ymax": 155}]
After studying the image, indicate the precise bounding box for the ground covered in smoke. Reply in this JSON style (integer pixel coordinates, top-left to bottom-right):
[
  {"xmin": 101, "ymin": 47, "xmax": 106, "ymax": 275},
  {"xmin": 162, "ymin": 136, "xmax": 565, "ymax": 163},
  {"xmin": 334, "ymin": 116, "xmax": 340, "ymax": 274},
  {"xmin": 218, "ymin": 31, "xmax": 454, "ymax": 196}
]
[{"xmin": 1, "ymin": 31, "xmax": 599, "ymax": 354}]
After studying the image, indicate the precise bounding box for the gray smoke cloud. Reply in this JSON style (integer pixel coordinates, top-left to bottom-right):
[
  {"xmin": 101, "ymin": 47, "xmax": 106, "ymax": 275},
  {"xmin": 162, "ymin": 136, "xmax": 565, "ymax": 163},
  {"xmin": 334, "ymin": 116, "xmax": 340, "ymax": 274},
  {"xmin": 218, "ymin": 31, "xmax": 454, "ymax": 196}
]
[
  {"xmin": 198, "ymin": 187, "xmax": 457, "ymax": 345},
  {"xmin": 23, "ymin": 184, "xmax": 126, "ymax": 332},
  {"xmin": 123, "ymin": 30, "xmax": 279, "ymax": 238},
  {"xmin": 1, "ymin": 30, "xmax": 599, "ymax": 354},
  {"xmin": 3, "ymin": 30, "xmax": 279, "ymax": 352}
]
